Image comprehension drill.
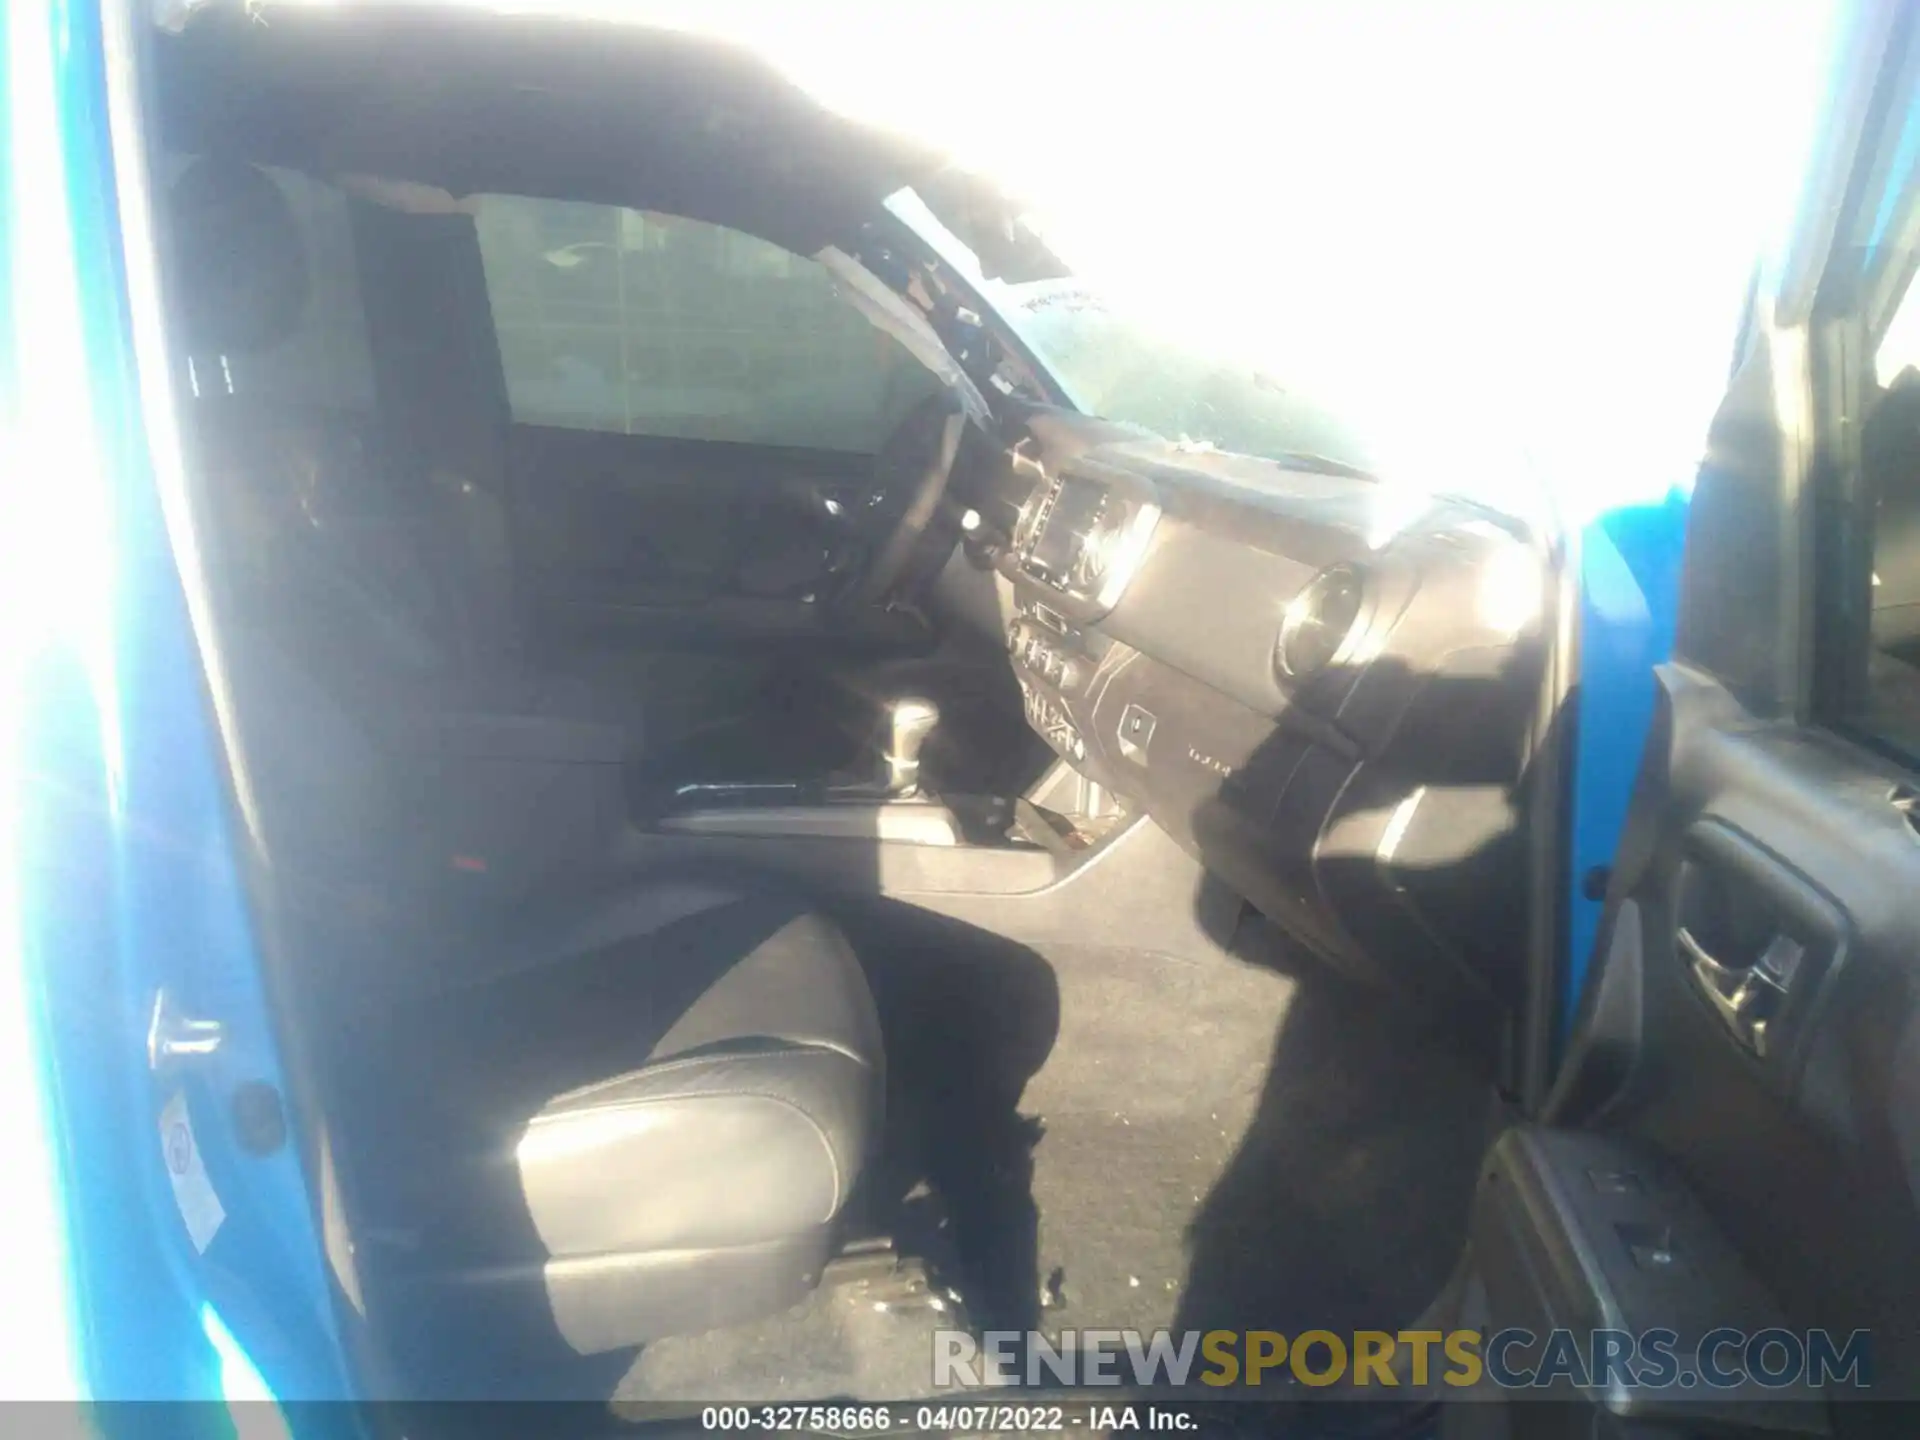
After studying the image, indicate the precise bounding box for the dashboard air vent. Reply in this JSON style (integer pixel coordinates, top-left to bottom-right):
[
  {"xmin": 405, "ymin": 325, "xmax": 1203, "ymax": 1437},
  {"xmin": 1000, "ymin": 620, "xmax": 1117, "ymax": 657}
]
[{"xmin": 1275, "ymin": 565, "xmax": 1366, "ymax": 679}]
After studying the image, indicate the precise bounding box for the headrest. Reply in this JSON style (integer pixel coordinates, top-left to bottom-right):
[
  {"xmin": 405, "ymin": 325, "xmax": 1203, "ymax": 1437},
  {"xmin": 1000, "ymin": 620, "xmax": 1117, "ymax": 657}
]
[{"xmin": 169, "ymin": 159, "xmax": 310, "ymax": 356}]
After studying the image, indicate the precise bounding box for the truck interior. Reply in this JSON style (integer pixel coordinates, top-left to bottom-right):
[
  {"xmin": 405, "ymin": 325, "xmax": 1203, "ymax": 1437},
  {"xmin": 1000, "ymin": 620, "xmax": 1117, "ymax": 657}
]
[
  {"xmin": 142, "ymin": 2, "xmax": 1561, "ymax": 1414},
  {"xmin": 129, "ymin": 4, "xmax": 1920, "ymax": 1435}
]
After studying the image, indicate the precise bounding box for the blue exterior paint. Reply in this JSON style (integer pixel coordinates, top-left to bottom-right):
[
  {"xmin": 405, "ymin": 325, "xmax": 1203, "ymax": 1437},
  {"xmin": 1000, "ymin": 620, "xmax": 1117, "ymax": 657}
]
[
  {"xmin": 1561, "ymin": 492, "xmax": 1690, "ymax": 1031},
  {"xmin": 2, "ymin": 0, "xmax": 356, "ymax": 1411},
  {"xmin": 1866, "ymin": 94, "xmax": 1920, "ymax": 254},
  {"xmin": 1558, "ymin": 0, "xmax": 1868, "ymax": 1036}
]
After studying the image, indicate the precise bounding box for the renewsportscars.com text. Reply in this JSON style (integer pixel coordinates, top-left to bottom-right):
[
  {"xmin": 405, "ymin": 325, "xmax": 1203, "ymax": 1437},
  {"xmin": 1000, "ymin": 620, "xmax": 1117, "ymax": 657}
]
[{"xmin": 933, "ymin": 1327, "xmax": 1872, "ymax": 1392}]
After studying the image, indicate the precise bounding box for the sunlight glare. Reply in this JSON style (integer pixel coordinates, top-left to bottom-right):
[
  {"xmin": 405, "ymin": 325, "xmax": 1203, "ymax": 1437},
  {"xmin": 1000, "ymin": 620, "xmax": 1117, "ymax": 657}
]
[{"xmin": 554, "ymin": 0, "xmax": 1838, "ymax": 522}]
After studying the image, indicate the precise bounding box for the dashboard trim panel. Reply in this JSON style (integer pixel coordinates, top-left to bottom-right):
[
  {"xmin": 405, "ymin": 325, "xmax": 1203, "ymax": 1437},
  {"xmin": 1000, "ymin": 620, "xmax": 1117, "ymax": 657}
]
[{"xmin": 960, "ymin": 407, "xmax": 1548, "ymax": 1054}]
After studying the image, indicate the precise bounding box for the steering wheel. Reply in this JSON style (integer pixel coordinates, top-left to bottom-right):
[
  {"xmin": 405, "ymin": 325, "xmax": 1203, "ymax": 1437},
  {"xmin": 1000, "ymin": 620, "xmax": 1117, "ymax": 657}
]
[{"xmin": 850, "ymin": 392, "xmax": 968, "ymax": 606}]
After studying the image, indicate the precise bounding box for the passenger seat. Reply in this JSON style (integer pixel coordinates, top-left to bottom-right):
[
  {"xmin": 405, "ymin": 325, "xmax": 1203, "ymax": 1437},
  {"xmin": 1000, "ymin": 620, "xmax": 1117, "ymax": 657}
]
[{"xmin": 327, "ymin": 877, "xmax": 884, "ymax": 1355}]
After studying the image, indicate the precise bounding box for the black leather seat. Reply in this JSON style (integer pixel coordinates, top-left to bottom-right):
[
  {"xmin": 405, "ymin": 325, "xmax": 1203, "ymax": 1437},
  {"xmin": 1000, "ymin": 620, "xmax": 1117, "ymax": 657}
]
[{"xmin": 328, "ymin": 877, "xmax": 884, "ymax": 1354}]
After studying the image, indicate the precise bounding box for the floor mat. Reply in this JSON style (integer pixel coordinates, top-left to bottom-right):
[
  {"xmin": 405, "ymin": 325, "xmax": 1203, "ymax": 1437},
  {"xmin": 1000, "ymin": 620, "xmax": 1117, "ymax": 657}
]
[
  {"xmin": 616, "ymin": 1258, "xmax": 953, "ymax": 1405},
  {"xmin": 1029, "ymin": 937, "xmax": 1497, "ymax": 1339},
  {"xmin": 862, "ymin": 911, "xmax": 1504, "ymax": 1342}
]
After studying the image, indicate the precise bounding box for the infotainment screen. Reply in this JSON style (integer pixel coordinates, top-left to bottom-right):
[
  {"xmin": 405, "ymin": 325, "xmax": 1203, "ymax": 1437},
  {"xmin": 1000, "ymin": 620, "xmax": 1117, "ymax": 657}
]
[{"xmin": 1026, "ymin": 475, "xmax": 1108, "ymax": 585}]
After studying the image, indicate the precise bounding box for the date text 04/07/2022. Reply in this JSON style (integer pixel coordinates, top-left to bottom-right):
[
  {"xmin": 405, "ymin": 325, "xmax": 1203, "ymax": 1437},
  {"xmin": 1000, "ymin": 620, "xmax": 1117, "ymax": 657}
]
[{"xmin": 699, "ymin": 1404, "xmax": 1201, "ymax": 1431}]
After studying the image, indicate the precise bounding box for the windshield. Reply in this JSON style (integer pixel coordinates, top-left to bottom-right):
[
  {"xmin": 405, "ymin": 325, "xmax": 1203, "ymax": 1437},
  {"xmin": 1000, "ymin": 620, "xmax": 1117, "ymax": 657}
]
[
  {"xmin": 889, "ymin": 188, "xmax": 1542, "ymax": 523},
  {"xmin": 995, "ymin": 277, "xmax": 1382, "ymax": 475}
]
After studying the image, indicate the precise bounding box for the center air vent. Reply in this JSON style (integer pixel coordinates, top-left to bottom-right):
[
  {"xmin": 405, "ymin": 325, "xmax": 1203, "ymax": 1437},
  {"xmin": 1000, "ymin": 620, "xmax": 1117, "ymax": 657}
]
[{"xmin": 1275, "ymin": 565, "xmax": 1366, "ymax": 679}]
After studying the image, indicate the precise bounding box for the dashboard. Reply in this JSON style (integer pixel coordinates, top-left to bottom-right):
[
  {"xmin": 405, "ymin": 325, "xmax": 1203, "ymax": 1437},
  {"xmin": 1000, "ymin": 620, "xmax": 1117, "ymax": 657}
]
[{"xmin": 956, "ymin": 405, "xmax": 1553, "ymax": 1032}]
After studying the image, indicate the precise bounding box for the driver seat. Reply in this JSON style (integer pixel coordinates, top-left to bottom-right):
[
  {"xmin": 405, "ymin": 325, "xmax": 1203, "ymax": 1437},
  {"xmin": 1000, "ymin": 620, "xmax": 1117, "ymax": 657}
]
[{"xmin": 171, "ymin": 162, "xmax": 890, "ymax": 1368}]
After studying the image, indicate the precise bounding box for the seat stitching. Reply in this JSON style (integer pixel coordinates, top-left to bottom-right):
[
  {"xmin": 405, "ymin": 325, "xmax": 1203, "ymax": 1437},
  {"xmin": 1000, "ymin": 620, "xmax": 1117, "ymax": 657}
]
[
  {"xmin": 543, "ymin": 1039, "xmax": 873, "ymax": 1109},
  {"xmin": 526, "ymin": 1085, "xmax": 845, "ymax": 1216}
]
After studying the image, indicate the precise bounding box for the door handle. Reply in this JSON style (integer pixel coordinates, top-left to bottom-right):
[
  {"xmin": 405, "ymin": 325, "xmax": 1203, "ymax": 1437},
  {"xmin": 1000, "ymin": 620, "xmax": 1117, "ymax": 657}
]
[{"xmin": 1676, "ymin": 927, "xmax": 1804, "ymax": 1058}]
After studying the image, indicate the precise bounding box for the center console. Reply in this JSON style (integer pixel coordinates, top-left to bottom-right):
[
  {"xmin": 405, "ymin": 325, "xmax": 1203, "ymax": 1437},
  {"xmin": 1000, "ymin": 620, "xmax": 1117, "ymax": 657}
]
[
  {"xmin": 1001, "ymin": 459, "xmax": 1160, "ymax": 767},
  {"xmin": 642, "ymin": 458, "xmax": 1165, "ymax": 863},
  {"xmin": 653, "ymin": 694, "xmax": 975, "ymax": 842},
  {"xmin": 1006, "ymin": 597, "xmax": 1109, "ymax": 764}
]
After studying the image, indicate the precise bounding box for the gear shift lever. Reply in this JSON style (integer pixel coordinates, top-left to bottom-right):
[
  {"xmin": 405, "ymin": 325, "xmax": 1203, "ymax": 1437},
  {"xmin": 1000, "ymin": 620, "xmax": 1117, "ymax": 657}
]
[{"xmin": 881, "ymin": 696, "xmax": 940, "ymax": 798}]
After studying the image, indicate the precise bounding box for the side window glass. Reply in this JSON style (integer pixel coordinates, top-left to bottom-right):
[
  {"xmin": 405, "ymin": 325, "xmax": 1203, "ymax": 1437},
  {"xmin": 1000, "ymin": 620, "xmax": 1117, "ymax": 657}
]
[
  {"xmin": 1828, "ymin": 89, "xmax": 1920, "ymax": 760},
  {"xmin": 1874, "ymin": 268, "xmax": 1920, "ymax": 386},
  {"xmin": 473, "ymin": 197, "xmax": 940, "ymax": 450},
  {"xmin": 1855, "ymin": 284, "xmax": 1920, "ymax": 756}
]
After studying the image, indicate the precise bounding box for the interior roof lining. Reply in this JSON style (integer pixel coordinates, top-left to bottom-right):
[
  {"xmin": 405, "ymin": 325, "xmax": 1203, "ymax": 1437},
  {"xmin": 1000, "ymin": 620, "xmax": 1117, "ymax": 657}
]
[{"xmin": 154, "ymin": 6, "xmax": 945, "ymax": 255}]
